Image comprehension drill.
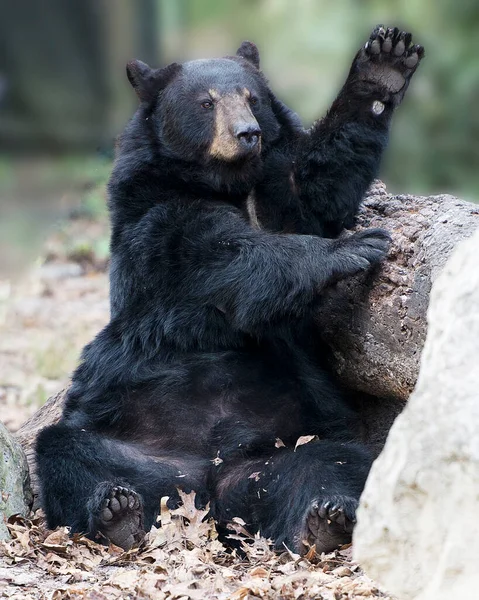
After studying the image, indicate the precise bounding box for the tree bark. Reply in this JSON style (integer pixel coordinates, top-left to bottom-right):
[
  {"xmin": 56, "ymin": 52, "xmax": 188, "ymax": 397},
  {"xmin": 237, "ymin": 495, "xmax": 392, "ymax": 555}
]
[
  {"xmin": 318, "ymin": 182, "xmax": 479, "ymax": 401},
  {"xmin": 14, "ymin": 183, "xmax": 479, "ymax": 500},
  {"xmin": 15, "ymin": 389, "xmax": 64, "ymax": 509}
]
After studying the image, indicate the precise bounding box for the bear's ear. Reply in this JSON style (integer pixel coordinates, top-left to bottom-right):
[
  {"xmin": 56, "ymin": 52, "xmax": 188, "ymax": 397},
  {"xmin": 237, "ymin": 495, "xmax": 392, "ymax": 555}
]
[
  {"xmin": 126, "ymin": 60, "xmax": 181, "ymax": 103},
  {"xmin": 236, "ymin": 41, "xmax": 260, "ymax": 69}
]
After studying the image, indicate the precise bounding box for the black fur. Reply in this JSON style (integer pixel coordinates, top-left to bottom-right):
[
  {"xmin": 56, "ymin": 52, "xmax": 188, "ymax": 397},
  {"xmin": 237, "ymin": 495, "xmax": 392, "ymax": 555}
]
[{"xmin": 36, "ymin": 27, "xmax": 423, "ymax": 552}]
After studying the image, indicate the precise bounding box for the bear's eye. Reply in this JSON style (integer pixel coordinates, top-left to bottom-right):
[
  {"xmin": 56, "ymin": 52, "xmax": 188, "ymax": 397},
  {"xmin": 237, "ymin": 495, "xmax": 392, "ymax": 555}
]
[
  {"xmin": 250, "ymin": 96, "xmax": 259, "ymax": 107},
  {"xmin": 201, "ymin": 100, "xmax": 214, "ymax": 110}
]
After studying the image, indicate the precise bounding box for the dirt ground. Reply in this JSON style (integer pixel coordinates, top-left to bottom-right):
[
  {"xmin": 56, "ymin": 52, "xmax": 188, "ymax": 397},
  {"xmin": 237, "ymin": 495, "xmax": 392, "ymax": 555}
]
[
  {"xmin": 0, "ymin": 215, "xmax": 393, "ymax": 599},
  {"xmin": 0, "ymin": 218, "xmax": 110, "ymax": 432}
]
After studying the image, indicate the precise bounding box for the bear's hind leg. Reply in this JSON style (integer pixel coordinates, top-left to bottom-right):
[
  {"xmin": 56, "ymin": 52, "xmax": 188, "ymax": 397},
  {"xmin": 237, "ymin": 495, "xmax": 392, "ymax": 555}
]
[
  {"xmin": 36, "ymin": 423, "xmax": 154, "ymax": 548},
  {"xmin": 36, "ymin": 422, "xmax": 206, "ymax": 549},
  {"xmin": 212, "ymin": 441, "xmax": 373, "ymax": 555}
]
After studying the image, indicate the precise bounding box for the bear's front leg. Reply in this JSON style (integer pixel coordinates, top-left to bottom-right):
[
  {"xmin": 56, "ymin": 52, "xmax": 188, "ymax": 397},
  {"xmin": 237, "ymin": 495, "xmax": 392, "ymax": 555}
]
[{"xmin": 292, "ymin": 26, "xmax": 424, "ymax": 238}]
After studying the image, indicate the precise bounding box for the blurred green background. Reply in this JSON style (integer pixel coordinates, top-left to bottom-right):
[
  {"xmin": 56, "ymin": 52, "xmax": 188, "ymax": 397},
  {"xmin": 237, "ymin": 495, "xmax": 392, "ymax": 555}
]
[{"xmin": 1, "ymin": 0, "xmax": 478, "ymax": 275}]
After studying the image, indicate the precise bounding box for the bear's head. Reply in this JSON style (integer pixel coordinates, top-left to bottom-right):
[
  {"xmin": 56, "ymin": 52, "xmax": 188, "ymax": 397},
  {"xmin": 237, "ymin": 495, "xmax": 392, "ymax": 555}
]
[{"xmin": 126, "ymin": 42, "xmax": 280, "ymax": 166}]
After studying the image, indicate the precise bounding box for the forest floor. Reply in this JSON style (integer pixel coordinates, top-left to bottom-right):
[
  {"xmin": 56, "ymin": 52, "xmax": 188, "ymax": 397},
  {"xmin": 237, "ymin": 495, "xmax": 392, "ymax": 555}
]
[
  {"xmin": 0, "ymin": 499, "xmax": 391, "ymax": 600},
  {"xmin": 0, "ymin": 168, "xmax": 393, "ymax": 599}
]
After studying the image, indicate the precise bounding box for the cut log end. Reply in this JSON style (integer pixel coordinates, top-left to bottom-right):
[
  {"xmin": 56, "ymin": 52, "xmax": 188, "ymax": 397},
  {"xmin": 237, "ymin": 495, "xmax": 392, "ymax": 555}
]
[{"xmin": 15, "ymin": 389, "xmax": 65, "ymax": 509}]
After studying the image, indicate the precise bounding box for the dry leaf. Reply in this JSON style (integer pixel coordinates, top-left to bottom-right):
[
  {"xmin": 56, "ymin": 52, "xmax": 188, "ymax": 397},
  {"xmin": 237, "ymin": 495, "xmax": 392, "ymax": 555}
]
[
  {"xmin": 294, "ymin": 435, "xmax": 319, "ymax": 451},
  {"xmin": 228, "ymin": 587, "xmax": 250, "ymax": 600},
  {"xmin": 304, "ymin": 544, "xmax": 318, "ymax": 562},
  {"xmin": 42, "ymin": 528, "xmax": 72, "ymax": 553},
  {"xmin": 109, "ymin": 568, "xmax": 140, "ymax": 590},
  {"xmin": 249, "ymin": 566, "xmax": 269, "ymax": 578},
  {"xmin": 159, "ymin": 496, "xmax": 172, "ymax": 526},
  {"xmin": 332, "ymin": 565, "xmax": 353, "ymax": 577},
  {"xmin": 43, "ymin": 528, "xmax": 70, "ymax": 546}
]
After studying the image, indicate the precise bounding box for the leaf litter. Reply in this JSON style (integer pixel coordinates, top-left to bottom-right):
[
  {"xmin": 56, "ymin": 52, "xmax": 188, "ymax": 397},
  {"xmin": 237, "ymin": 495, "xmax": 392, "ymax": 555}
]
[{"xmin": 0, "ymin": 491, "xmax": 393, "ymax": 600}]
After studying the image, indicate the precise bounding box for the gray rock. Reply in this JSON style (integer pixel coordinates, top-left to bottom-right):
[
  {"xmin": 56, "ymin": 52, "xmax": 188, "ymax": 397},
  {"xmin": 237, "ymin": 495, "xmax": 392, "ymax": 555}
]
[
  {"xmin": 353, "ymin": 226, "xmax": 479, "ymax": 599},
  {"xmin": 0, "ymin": 422, "xmax": 33, "ymax": 540}
]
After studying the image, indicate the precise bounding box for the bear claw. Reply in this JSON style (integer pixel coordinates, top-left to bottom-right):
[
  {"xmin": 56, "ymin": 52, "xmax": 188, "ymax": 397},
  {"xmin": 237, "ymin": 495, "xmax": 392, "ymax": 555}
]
[{"xmin": 299, "ymin": 496, "xmax": 358, "ymax": 555}]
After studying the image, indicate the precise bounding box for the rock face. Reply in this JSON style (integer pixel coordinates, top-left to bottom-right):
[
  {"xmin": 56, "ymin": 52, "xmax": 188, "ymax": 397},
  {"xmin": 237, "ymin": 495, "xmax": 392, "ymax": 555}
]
[
  {"xmin": 353, "ymin": 226, "xmax": 479, "ymax": 600},
  {"xmin": 0, "ymin": 422, "xmax": 33, "ymax": 539}
]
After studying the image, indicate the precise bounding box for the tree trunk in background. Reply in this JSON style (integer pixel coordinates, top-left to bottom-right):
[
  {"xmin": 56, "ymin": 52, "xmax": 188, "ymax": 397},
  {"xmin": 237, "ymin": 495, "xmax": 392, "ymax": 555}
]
[
  {"xmin": 14, "ymin": 184, "xmax": 479, "ymax": 501},
  {"xmin": 0, "ymin": 0, "xmax": 159, "ymax": 152},
  {"xmin": 0, "ymin": 0, "xmax": 110, "ymax": 151}
]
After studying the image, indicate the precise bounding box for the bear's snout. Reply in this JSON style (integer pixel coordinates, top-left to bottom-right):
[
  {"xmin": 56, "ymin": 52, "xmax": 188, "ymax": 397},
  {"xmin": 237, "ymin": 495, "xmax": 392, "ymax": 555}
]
[
  {"xmin": 209, "ymin": 92, "xmax": 262, "ymax": 162},
  {"xmin": 234, "ymin": 123, "xmax": 261, "ymax": 151}
]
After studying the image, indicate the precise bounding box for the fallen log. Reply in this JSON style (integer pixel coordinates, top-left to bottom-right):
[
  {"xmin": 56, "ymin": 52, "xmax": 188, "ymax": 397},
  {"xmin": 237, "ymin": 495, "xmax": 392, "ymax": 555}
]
[
  {"xmin": 15, "ymin": 389, "xmax": 64, "ymax": 509},
  {"xmin": 13, "ymin": 183, "xmax": 479, "ymax": 503},
  {"xmin": 318, "ymin": 181, "xmax": 479, "ymax": 401}
]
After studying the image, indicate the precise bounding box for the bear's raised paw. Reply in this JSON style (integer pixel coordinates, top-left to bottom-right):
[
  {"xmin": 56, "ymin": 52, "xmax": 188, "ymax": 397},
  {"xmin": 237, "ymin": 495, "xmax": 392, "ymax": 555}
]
[{"xmin": 355, "ymin": 25, "xmax": 424, "ymax": 97}]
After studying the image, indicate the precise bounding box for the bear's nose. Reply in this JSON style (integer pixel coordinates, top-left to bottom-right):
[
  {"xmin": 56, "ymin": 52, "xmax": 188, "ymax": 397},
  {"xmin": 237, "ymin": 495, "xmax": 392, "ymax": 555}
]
[{"xmin": 234, "ymin": 123, "xmax": 261, "ymax": 149}]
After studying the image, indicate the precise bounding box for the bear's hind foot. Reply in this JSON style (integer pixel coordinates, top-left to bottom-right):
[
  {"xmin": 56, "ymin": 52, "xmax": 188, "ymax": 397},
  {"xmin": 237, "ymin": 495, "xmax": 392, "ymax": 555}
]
[
  {"xmin": 89, "ymin": 483, "xmax": 146, "ymax": 550},
  {"xmin": 299, "ymin": 495, "xmax": 358, "ymax": 555}
]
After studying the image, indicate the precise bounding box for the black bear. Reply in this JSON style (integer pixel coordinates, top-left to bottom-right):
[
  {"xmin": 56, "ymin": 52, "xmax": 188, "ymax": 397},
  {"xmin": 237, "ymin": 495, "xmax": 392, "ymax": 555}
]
[{"xmin": 36, "ymin": 26, "xmax": 423, "ymax": 553}]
